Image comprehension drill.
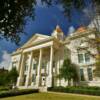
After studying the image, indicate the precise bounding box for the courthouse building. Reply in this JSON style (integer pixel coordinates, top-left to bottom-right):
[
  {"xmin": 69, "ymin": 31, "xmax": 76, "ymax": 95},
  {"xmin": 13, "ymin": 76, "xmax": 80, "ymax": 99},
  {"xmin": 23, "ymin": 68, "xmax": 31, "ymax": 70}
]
[{"xmin": 10, "ymin": 25, "xmax": 100, "ymax": 91}]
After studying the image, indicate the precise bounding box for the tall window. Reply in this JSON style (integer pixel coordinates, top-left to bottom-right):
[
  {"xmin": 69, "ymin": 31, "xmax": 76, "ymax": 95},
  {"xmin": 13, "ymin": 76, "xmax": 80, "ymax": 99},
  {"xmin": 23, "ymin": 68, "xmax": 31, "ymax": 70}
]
[
  {"xmin": 42, "ymin": 61, "xmax": 47, "ymax": 69},
  {"xmin": 87, "ymin": 67, "xmax": 93, "ymax": 81},
  {"xmin": 85, "ymin": 53, "xmax": 90, "ymax": 62},
  {"xmin": 80, "ymin": 68, "xmax": 85, "ymax": 81},
  {"xmin": 25, "ymin": 64, "xmax": 28, "ymax": 71},
  {"xmin": 12, "ymin": 61, "xmax": 17, "ymax": 68},
  {"xmin": 78, "ymin": 54, "xmax": 84, "ymax": 63},
  {"xmin": 78, "ymin": 52, "xmax": 90, "ymax": 63},
  {"xmin": 32, "ymin": 74, "xmax": 36, "ymax": 85},
  {"xmin": 33, "ymin": 63, "xmax": 37, "ymax": 70}
]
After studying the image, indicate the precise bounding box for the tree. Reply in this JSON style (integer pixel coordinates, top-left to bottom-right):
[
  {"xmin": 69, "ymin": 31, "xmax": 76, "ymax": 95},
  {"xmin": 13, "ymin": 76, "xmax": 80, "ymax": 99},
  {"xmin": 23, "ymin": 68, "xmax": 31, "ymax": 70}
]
[
  {"xmin": 0, "ymin": 0, "xmax": 100, "ymax": 44},
  {"xmin": 0, "ymin": 68, "xmax": 8, "ymax": 86},
  {"xmin": 0, "ymin": 72, "xmax": 8, "ymax": 86},
  {"xmin": 7, "ymin": 67, "xmax": 19, "ymax": 87},
  {"xmin": 0, "ymin": 67, "xmax": 18, "ymax": 88},
  {"xmin": 0, "ymin": 0, "xmax": 36, "ymax": 45},
  {"xmin": 58, "ymin": 58, "xmax": 79, "ymax": 86}
]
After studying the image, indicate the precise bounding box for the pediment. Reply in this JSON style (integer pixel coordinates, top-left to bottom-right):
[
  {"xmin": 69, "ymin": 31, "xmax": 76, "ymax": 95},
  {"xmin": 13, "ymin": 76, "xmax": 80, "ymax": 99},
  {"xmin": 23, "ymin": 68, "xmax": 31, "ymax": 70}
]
[{"xmin": 21, "ymin": 33, "xmax": 50, "ymax": 48}]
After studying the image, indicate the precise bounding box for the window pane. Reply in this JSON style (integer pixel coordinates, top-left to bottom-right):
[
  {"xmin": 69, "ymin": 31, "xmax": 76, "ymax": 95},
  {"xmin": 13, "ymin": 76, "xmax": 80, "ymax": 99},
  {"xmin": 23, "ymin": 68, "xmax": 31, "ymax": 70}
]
[
  {"xmin": 87, "ymin": 68, "xmax": 93, "ymax": 81},
  {"xmin": 33, "ymin": 63, "xmax": 37, "ymax": 70},
  {"xmin": 23, "ymin": 75, "xmax": 26, "ymax": 85},
  {"xmin": 80, "ymin": 69, "xmax": 85, "ymax": 81},
  {"xmin": 32, "ymin": 74, "xmax": 36, "ymax": 85},
  {"xmin": 25, "ymin": 64, "xmax": 28, "ymax": 71},
  {"xmin": 78, "ymin": 54, "xmax": 84, "ymax": 63},
  {"xmin": 85, "ymin": 53, "xmax": 90, "ymax": 62},
  {"xmin": 42, "ymin": 61, "xmax": 46, "ymax": 69}
]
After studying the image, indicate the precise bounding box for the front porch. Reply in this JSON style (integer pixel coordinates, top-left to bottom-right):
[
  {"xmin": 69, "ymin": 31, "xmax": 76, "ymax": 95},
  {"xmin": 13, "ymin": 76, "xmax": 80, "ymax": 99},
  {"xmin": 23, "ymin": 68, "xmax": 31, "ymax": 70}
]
[{"xmin": 16, "ymin": 37, "xmax": 62, "ymax": 91}]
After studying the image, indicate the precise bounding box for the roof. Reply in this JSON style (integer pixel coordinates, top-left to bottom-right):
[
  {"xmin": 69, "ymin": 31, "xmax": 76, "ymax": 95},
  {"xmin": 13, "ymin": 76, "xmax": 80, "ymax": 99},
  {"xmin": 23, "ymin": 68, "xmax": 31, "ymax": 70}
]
[
  {"xmin": 76, "ymin": 27, "xmax": 87, "ymax": 33},
  {"xmin": 21, "ymin": 33, "xmax": 51, "ymax": 48},
  {"xmin": 65, "ymin": 27, "xmax": 96, "ymax": 41}
]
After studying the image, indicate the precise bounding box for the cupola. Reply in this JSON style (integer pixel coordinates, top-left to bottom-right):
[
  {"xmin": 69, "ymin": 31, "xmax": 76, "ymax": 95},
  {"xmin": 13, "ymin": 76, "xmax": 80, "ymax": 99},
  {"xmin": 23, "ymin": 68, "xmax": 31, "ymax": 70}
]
[{"xmin": 52, "ymin": 25, "xmax": 64, "ymax": 41}]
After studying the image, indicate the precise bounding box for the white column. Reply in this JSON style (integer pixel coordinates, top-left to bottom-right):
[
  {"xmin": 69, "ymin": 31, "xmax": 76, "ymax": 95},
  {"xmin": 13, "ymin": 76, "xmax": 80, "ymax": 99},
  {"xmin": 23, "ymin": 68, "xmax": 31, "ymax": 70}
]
[
  {"xmin": 57, "ymin": 56, "xmax": 60, "ymax": 86},
  {"xmin": 17, "ymin": 55, "xmax": 23, "ymax": 72},
  {"xmin": 25, "ymin": 51, "xmax": 33, "ymax": 87},
  {"xmin": 48, "ymin": 45, "xmax": 53, "ymax": 87},
  {"xmin": 16, "ymin": 53, "xmax": 25, "ymax": 86},
  {"xmin": 36, "ymin": 49, "xmax": 42, "ymax": 87}
]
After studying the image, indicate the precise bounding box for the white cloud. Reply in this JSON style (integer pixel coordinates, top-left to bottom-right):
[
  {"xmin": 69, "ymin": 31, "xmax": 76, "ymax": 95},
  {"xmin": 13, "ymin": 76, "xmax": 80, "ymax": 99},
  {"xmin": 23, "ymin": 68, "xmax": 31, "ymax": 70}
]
[
  {"xmin": 83, "ymin": 8, "xmax": 94, "ymax": 19},
  {"xmin": 0, "ymin": 51, "xmax": 11, "ymax": 69},
  {"xmin": 68, "ymin": 26, "xmax": 75, "ymax": 34},
  {"xmin": 36, "ymin": 0, "xmax": 46, "ymax": 8}
]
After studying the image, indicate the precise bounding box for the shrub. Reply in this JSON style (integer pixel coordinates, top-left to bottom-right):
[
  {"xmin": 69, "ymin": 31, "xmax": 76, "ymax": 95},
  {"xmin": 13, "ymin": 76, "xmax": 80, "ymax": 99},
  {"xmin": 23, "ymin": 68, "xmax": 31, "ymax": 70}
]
[
  {"xmin": 0, "ymin": 86, "xmax": 10, "ymax": 92},
  {"xmin": 0, "ymin": 89, "xmax": 39, "ymax": 98},
  {"xmin": 48, "ymin": 86, "xmax": 100, "ymax": 96}
]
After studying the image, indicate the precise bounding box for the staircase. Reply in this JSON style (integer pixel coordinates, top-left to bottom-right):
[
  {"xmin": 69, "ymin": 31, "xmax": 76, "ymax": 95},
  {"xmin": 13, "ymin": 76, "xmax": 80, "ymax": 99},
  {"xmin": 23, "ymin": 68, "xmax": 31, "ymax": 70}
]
[{"xmin": 39, "ymin": 86, "xmax": 47, "ymax": 92}]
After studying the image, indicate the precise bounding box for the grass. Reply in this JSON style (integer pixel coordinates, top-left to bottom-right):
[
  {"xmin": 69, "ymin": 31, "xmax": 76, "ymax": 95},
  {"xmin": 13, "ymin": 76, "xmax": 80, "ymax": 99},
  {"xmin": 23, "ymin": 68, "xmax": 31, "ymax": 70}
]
[{"xmin": 0, "ymin": 92, "xmax": 100, "ymax": 100}]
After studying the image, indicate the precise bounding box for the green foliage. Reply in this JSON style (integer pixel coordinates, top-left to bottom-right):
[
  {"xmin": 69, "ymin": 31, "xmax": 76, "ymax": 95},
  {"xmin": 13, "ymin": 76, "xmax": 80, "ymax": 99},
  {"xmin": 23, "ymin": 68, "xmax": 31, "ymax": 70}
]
[
  {"xmin": 0, "ymin": 0, "xmax": 99, "ymax": 44},
  {"xmin": 0, "ymin": 70, "xmax": 8, "ymax": 86},
  {"xmin": 94, "ymin": 55, "xmax": 100, "ymax": 77},
  {"xmin": 7, "ymin": 67, "xmax": 19, "ymax": 85},
  {"xmin": 0, "ymin": 0, "xmax": 36, "ymax": 45},
  {"xmin": 58, "ymin": 58, "xmax": 79, "ymax": 86},
  {"xmin": 0, "ymin": 89, "xmax": 38, "ymax": 98},
  {"xmin": 0, "ymin": 86, "xmax": 9, "ymax": 92},
  {"xmin": 48, "ymin": 86, "xmax": 100, "ymax": 96},
  {"xmin": 0, "ymin": 67, "xmax": 18, "ymax": 87}
]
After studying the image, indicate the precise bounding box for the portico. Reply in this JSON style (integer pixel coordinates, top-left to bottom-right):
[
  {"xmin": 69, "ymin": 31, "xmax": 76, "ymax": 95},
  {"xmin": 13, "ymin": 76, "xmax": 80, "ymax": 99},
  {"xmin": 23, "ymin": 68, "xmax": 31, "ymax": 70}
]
[{"xmin": 16, "ymin": 39, "xmax": 56, "ymax": 89}]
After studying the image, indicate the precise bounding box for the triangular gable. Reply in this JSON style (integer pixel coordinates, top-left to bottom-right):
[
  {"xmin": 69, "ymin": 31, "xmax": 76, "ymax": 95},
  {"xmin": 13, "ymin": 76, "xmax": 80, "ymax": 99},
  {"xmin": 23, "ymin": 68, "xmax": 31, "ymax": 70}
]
[{"xmin": 21, "ymin": 33, "xmax": 50, "ymax": 48}]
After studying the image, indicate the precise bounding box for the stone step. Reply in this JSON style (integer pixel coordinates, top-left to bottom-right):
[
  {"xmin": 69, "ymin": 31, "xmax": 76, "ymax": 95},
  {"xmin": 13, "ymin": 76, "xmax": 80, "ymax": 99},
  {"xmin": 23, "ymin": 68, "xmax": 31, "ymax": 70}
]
[{"xmin": 39, "ymin": 86, "xmax": 47, "ymax": 92}]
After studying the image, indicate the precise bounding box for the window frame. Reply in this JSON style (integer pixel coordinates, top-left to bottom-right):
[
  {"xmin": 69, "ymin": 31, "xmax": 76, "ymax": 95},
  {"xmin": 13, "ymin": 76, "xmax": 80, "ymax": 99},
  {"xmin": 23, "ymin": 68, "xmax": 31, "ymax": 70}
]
[
  {"xmin": 80, "ymin": 68, "xmax": 85, "ymax": 81},
  {"xmin": 87, "ymin": 67, "xmax": 93, "ymax": 81},
  {"xmin": 77, "ymin": 52, "xmax": 90, "ymax": 64}
]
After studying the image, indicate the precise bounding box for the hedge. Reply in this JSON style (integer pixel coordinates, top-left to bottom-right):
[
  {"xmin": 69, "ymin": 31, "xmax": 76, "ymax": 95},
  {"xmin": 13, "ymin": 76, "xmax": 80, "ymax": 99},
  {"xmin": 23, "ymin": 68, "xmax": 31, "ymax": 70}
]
[
  {"xmin": 0, "ymin": 86, "xmax": 10, "ymax": 92},
  {"xmin": 0, "ymin": 89, "xmax": 39, "ymax": 98},
  {"xmin": 48, "ymin": 86, "xmax": 100, "ymax": 96}
]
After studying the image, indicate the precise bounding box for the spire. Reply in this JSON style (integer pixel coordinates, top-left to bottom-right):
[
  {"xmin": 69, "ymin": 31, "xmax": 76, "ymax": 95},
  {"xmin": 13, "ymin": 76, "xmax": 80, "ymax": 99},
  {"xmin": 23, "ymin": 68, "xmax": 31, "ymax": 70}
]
[
  {"xmin": 51, "ymin": 25, "xmax": 64, "ymax": 40},
  {"xmin": 55, "ymin": 25, "xmax": 63, "ymax": 33}
]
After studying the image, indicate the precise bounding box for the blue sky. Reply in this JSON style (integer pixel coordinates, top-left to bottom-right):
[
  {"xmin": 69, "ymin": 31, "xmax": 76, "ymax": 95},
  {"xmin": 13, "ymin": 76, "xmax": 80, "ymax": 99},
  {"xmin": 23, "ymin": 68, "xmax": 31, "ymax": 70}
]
[{"xmin": 0, "ymin": 2, "xmax": 92, "ymax": 69}]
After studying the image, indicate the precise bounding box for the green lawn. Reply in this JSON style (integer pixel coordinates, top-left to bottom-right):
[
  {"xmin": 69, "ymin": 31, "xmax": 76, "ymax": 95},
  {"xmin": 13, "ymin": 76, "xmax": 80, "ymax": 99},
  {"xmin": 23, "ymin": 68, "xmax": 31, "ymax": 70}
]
[{"xmin": 1, "ymin": 92, "xmax": 100, "ymax": 100}]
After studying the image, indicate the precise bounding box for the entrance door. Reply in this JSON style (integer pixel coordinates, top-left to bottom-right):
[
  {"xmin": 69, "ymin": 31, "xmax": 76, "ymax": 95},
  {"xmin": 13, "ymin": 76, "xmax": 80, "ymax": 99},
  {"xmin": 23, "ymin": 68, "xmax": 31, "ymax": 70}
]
[{"xmin": 41, "ymin": 76, "xmax": 46, "ymax": 86}]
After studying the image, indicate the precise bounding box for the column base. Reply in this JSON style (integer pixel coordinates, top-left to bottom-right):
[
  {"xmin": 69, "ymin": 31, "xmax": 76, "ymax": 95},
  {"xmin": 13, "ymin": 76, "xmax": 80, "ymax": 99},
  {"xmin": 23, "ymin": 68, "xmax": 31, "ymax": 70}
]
[
  {"xmin": 25, "ymin": 76, "xmax": 30, "ymax": 87},
  {"xmin": 16, "ymin": 77, "xmax": 24, "ymax": 87},
  {"xmin": 36, "ymin": 76, "xmax": 40, "ymax": 87}
]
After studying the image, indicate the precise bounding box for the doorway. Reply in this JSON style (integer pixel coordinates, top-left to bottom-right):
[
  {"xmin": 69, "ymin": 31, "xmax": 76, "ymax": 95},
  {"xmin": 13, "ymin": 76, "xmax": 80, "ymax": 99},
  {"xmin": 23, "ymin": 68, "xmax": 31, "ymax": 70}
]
[{"xmin": 41, "ymin": 76, "xmax": 46, "ymax": 86}]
